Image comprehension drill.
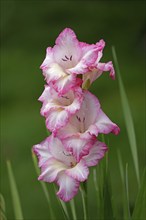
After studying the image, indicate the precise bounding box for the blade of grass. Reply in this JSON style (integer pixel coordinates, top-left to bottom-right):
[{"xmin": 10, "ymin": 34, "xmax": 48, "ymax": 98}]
[
  {"xmin": 53, "ymin": 184, "xmax": 70, "ymax": 220},
  {"xmin": 59, "ymin": 200, "xmax": 70, "ymax": 220},
  {"xmin": 103, "ymin": 155, "xmax": 115, "ymax": 220},
  {"xmin": 32, "ymin": 153, "xmax": 55, "ymax": 220},
  {"xmin": 132, "ymin": 168, "xmax": 146, "ymax": 220},
  {"xmin": 80, "ymin": 182, "xmax": 88, "ymax": 220},
  {"xmin": 93, "ymin": 166, "xmax": 104, "ymax": 220},
  {"xmin": 103, "ymin": 176, "xmax": 115, "ymax": 220},
  {"xmin": 93, "ymin": 135, "xmax": 108, "ymax": 220},
  {"xmin": 7, "ymin": 160, "xmax": 23, "ymax": 220},
  {"xmin": 117, "ymin": 151, "xmax": 131, "ymax": 219},
  {"xmin": 100, "ymin": 137, "xmax": 115, "ymax": 220},
  {"xmin": 125, "ymin": 163, "xmax": 131, "ymax": 219},
  {"xmin": 0, "ymin": 194, "xmax": 7, "ymax": 220},
  {"xmin": 93, "ymin": 167, "xmax": 104, "ymax": 220},
  {"xmin": 112, "ymin": 47, "xmax": 140, "ymax": 187},
  {"xmin": 70, "ymin": 199, "xmax": 77, "ymax": 220}
]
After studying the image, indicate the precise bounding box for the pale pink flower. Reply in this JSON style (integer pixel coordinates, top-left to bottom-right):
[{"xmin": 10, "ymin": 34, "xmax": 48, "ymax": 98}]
[
  {"xmin": 33, "ymin": 135, "xmax": 107, "ymax": 202},
  {"xmin": 56, "ymin": 90, "xmax": 120, "ymax": 161},
  {"xmin": 39, "ymin": 85, "xmax": 83, "ymax": 133},
  {"xmin": 40, "ymin": 28, "xmax": 105, "ymax": 94}
]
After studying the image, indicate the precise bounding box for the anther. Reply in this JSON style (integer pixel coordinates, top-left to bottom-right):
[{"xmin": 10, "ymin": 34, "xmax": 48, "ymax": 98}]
[
  {"xmin": 65, "ymin": 55, "xmax": 69, "ymax": 60},
  {"xmin": 76, "ymin": 115, "xmax": 81, "ymax": 122},
  {"xmin": 61, "ymin": 95, "xmax": 69, "ymax": 99},
  {"xmin": 62, "ymin": 58, "xmax": 67, "ymax": 61},
  {"xmin": 63, "ymin": 151, "xmax": 71, "ymax": 156}
]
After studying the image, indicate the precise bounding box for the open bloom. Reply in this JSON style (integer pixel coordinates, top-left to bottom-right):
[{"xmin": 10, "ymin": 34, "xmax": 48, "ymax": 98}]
[
  {"xmin": 33, "ymin": 135, "xmax": 107, "ymax": 202},
  {"xmin": 40, "ymin": 28, "xmax": 112, "ymax": 94},
  {"xmin": 56, "ymin": 90, "xmax": 120, "ymax": 161},
  {"xmin": 39, "ymin": 85, "xmax": 83, "ymax": 133}
]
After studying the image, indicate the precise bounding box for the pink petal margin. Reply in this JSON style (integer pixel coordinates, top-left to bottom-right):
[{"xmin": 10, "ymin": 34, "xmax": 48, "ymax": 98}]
[{"xmin": 56, "ymin": 171, "xmax": 80, "ymax": 202}]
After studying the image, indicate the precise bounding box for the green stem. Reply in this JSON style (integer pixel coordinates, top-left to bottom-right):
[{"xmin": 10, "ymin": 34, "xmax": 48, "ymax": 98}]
[{"xmin": 80, "ymin": 182, "xmax": 88, "ymax": 220}]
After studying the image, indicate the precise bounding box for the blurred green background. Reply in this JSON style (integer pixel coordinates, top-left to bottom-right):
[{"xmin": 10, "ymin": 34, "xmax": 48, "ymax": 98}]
[{"xmin": 1, "ymin": 1, "xmax": 145, "ymax": 219}]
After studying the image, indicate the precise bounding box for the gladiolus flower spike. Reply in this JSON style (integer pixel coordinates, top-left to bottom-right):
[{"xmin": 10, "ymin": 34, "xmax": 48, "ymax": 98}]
[{"xmin": 33, "ymin": 28, "xmax": 120, "ymax": 202}]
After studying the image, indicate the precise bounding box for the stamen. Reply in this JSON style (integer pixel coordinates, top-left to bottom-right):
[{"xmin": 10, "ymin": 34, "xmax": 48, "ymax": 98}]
[
  {"xmin": 76, "ymin": 115, "xmax": 81, "ymax": 122},
  {"xmin": 63, "ymin": 151, "xmax": 72, "ymax": 157},
  {"xmin": 62, "ymin": 55, "xmax": 72, "ymax": 62},
  {"xmin": 62, "ymin": 58, "xmax": 67, "ymax": 61},
  {"xmin": 61, "ymin": 95, "xmax": 69, "ymax": 100},
  {"xmin": 65, "ymin": 55, "xmax": 69, "ymax": 60}
]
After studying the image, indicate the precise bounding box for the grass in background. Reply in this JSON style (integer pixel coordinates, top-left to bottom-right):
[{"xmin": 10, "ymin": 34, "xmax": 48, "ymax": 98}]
[
  {"xmin": 6, "ymin": 161, "xmax": 23, "ymax": 220},
  {"xmin": 0, "ymin": 194, "xmax": 7, "ymax": 220},
  {"xmin": 112, "ymin": 47, "xmax": 140, "ymax": 187}
]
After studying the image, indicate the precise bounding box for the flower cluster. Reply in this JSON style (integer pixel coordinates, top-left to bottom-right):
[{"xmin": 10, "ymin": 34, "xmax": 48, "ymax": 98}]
[{"xmin": 33, "ymin": 28, "xmax": 120, "ymax": 202}]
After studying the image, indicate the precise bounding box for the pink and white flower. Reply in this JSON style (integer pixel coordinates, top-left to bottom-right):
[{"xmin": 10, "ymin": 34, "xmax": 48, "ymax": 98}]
[
  {"xmin": 39, "ymin": 85, "xmax": 83, "ymax": 133},
  {"xmin": 33, "ymin": 28, "xmax": 120, "ymax": 203},
  {"xmin": 40, "ymin": 28, "xmax": 105, "ymax": 94},
  {"xmin": 56, "ymin": 91, "xmax": 120, "ymax": 161},
  {"xmin": 33, "ymin": 135, "xmax": 107, "ymax": 202}
]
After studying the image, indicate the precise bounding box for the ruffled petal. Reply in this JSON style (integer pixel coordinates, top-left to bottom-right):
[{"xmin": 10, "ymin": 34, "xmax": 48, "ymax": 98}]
[
  {"xmin": 39, "ymin": 86, "xmax": 83, "ymax": 133},
  {"xmin": 40, "ymin": 47, "xmax": 53, "ymax": 70},
  {"xmin": 65, "ymin": 159, "xmax": 89, "ymax": 182},
  {"xmin": 68, "ymin": 41, "xmax": 104, "ymax": 75},
  {"xmin": 62, "ymin": 134, "xmax": 94, "ymax": 162},
  {"xmin": 56, "ymin": 172, "xmax": 80, "ymax": 202},
  {"xmin": 96, "ymin": 61, "xmax": 115, "ymax": 80},
  {"xmin": 46, "ymin": 109, "xmax": 69, "ymax": 133},
  {"xmin": 55, "ymin": 121, "xmax": 79, "ymax": 139},
  {"xmin": 56, "ymin": 90, "xmax": 100, "ymax": 138},
  {"xmin": 43, "ymin": 63, "xmax": 67, "ymax": 85},
  {"xmin": 53, "ymin": 73, "xmax": 78, "ymax": 95},
  {"xmin": 93, "ymin": 109, "xmax": 120, "ymax": 135},
  {"xmin": 81, "ymin": 91, "xmax": 100, "ymax": 129},
  {"xmin": 53, "ymin": 28, "xmax": 81, "ymax": 69},
  {"xmin": 33, "ymin": 137, "xmax": 52, "ymax": 167},
  {"xmin": 65, "ymin": 87, "xmax": 83, "ymax": 115},
  {"xmin": 84, "ymin": 140, "xmax": 107, "ymax": 167},
  {"xmin": 38, "ymin": 158, "xmax": 67, "ymax": 182}
]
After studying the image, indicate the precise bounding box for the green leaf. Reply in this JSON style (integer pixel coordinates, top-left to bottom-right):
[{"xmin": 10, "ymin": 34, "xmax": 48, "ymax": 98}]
[
  {"xmin": 125, "ymin": 163, "xmax": 131, "ymax": 219},
  {"xmin": 103, "ymin": 177, "xmax": 115, "ymax": 220},
  {"xmin": 7, "ymin": 160, "xmax": 23, "ymax": 220},
  {"xmin": 102, "ymin": 150, "xmax": 115, "ymax": 220},
  {"xmin": 0, "ymin": 194, "xmax": 7, "ymax": 220},
  {"xmin": 132, "ymin": 168, "xmax": 146, "ymax": 220},
  {"xmin": 117, "ymin": 151, "xmax": 131, "ymax": 219},
  {"xmin": 93, "ymin": 167, "xmax": 104, "ymax": 219},
  {"xmin": 112, "ymin": 47, "xmax": 140, "ymax": 187},
  {"xmin": 32, "ymin": 153, "xmax": 55, "ymax": 220},
  {"xmin": 93, "ymin": 149, "xmax": 115, "ymax": 220}
]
